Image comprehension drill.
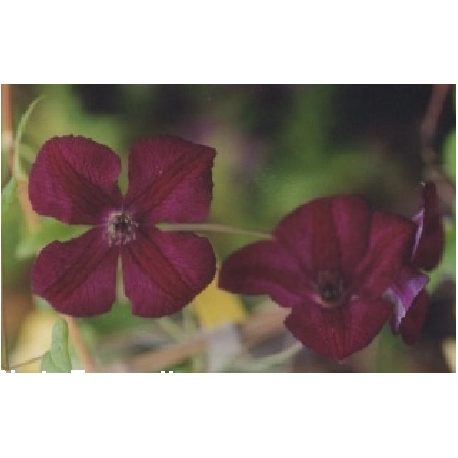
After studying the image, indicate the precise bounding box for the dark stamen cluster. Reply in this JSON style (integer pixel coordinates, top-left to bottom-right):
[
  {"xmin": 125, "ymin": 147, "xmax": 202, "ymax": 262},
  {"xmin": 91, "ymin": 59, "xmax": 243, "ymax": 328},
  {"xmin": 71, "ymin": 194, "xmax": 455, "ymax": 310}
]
[
  {"xmin": 317, "ymin": 270, "xmax": 344, "ymax": 308},
  {"xmin": 106, "ymin": 212, "xmax": 138, "ymax": 246}
]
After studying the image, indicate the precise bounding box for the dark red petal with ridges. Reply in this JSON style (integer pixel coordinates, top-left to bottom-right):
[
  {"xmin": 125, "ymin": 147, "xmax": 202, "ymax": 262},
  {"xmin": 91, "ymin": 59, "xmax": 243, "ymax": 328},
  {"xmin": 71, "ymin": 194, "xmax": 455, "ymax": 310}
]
[
  {"xmin": 355, "ymin": 211, "xmax": 416, "ymax": 299},
  {"xmin": 274, "ymin": 197, "xmax": 339, "ymax": 275},
  {"xmin": 29, "ymin": 136, "xmax": 123, "ymax": 225},
  {"xmin": 331, "ymin": 196, "xmax": 371, "ymax": 279},
  {"xmin": 274, "ymin": 195, "xmax": 371, "ymax": 281},
  {"xmin": 285, "ymin": 298, "xmax": 392, "ymax": 360},
  {"xmin": 124, "ymin": 136, "xmax": 216, "ymax": 224},
  {"xmin": 218, "ymin": 240, "xmax": 311, "ymax": 308},
  {"xmin": 412, "ymin": 181, "xmax": 444, "ymax": 271},
  {"xmin": 398, "ymin": 289, "xmax": 429, "ymax": 344},
  {"xmin": 385, "ymin": 265, "xmax": 429, "ymax": 332},
  {"xmin": 121, "ymin": 228, "xmax": 216, "ymax": 318},
  {"xmin": 31, "ymin": 228, "xmax": 118, "ymax": 316}
]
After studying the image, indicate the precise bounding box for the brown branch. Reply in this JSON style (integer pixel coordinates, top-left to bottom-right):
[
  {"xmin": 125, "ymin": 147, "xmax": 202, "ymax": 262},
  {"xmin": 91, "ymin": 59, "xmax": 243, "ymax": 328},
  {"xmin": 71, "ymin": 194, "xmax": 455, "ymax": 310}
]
[
  {"xmin": 1, "ymin": 84, "xmax": 14, "ymax": 175},
  {"xmin": 117, "ymin": 306, "xmax": 289, "ymax": 373},
  {"xmin": 420, "ymin": 84, "xmax": 451, "ymax": 165},
  {"xmin": 1, "ymin": 84, "xmax": 13, "ymax": 372},
  {"xmin": 420, "ymin": 84, "xmax": 455, "ymax": 209}
]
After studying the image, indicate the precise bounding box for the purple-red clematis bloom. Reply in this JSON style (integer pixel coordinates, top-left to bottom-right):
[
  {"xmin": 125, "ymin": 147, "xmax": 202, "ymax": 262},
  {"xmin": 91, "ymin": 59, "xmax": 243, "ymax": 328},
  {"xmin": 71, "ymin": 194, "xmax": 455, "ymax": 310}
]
[
  {"xmin": 29, "ymin": 135, "xmax": 216, "ymax": 318},
  {"xmin": 386, "ymin": 182, "xmax": 444, "ymax": 344},
  {"xmin": 219, "ymin": 183, "xmax": 443, "ymax": 360}
]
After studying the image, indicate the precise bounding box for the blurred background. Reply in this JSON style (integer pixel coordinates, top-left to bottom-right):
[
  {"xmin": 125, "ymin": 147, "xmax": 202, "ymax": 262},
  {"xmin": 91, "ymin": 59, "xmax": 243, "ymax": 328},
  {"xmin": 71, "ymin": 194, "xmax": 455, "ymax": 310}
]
[{"xmin": 1, "ymin": 84, "xmax": 455, "ymax": 372}]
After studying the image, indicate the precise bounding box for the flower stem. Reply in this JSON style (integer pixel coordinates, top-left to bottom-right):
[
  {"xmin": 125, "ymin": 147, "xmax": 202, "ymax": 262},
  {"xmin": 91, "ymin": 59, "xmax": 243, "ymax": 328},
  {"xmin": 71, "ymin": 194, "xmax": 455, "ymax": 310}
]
[
  {"xmin": 1, "ymin": 303, "xmax": 10, "ymax": 372},
  {"xmin": 64, "ymin": 315, "xmax": 98, "ymax": 373},
  {"xmin": 157, "ymin": 223, "xmax": 272, "ymax": 239},
  {"xmin": 9, "ymin": 354, "xmax": 44, "ymax": 370}
]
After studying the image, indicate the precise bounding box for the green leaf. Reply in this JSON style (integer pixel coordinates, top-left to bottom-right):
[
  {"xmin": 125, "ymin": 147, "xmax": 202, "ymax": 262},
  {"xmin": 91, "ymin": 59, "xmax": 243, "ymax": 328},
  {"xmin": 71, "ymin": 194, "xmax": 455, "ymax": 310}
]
[
  {"xmin": 1, "ymin": 176, "xmax": 17, "ymax": 217},
  {"xmin": 40, "ymin": 318, "xmax": 72, "ymax": 373},
  {"xmin": 14, "ymin": 95, "xmax": 44, "ymax": 179},
  {"xmin": 16, "ymin": 217, "xmax": 88, "ymax": 259}
]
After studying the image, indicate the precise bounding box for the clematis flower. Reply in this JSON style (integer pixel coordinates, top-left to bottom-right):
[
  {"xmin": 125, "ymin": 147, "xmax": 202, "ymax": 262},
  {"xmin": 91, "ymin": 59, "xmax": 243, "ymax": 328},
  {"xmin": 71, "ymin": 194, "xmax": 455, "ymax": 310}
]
[
  {"xmin": 386, "ymin": 182, "xmax": 444, "ymax": 344},
  {"xmin": 219, "ymin": 193, "xmax": 422, "ymax": 360},
  {"xmin": 29, "ymin": 135, "xmax": 216, "ymax": 318}
]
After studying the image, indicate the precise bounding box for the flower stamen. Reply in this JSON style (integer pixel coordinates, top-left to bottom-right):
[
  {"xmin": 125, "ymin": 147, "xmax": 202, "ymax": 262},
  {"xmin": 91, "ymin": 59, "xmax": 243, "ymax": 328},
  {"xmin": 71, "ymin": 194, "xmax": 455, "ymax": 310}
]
[
  {"xmin": 106, "ymin": 212, "xmax": 138, "ymax": 246},
  {"xmin": 317, "ymin": 270, "xmax": 344, "ymax": 308}
]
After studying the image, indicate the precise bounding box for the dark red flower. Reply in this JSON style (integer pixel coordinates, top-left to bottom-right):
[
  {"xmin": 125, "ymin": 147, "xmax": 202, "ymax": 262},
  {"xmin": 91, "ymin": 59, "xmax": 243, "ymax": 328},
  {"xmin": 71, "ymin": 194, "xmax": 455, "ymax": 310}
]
[
  {"xmin": 219, "ymin": 194, "xmax": 420, "ymax": 360},
  {"xmin": 29, "ymin": 135, "xmax": 216, "ymax": 318},
  {"xmin": 387, "ymin": 182, "xmax": 444, "ymax": 344}
]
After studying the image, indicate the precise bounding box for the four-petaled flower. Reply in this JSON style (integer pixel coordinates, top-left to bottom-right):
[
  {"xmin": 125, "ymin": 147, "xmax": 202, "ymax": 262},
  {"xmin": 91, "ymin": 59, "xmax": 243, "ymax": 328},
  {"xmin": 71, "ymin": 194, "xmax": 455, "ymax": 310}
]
[
  {"xmin": 218, "ymin": 183, "xmax": 444, "ymax": 360},
  {"xmin": 29, "ymin": 135, "xmax": 216, "ymax": 317}
]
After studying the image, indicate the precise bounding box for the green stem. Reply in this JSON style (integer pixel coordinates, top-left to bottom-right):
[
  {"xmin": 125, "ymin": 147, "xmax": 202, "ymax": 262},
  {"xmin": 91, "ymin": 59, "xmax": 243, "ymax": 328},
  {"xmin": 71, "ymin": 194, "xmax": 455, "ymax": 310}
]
[
  {"xmin": 157, "ymin": 223, "xmax": 272, "ymax": 239},
  {"xmin": 9, "ymin": 354, "xmax": 44, "ymax": 370}
]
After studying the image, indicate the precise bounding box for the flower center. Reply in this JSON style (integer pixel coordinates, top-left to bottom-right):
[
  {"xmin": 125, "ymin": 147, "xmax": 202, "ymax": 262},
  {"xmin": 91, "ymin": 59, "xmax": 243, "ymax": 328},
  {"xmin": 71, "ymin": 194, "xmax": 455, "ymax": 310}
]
[
  {"xmin": 106, "ymin": 212, "xmax": 138, "ymax": 246},
  {"xmin": 317, "ymin": 270, "xmax": 344, "ymax": 308}
]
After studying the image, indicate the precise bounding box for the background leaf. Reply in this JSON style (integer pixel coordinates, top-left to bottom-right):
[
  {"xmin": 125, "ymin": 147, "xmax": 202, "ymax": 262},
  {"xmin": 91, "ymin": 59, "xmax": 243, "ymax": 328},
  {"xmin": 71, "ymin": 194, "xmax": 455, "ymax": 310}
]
[
  {"xmin": 16, "ymin": 217, "xmax": 88, "ymax": 259},
  {"xmin": 1, "ymin": 177, "xmax": 17, "ymax": 217},
  {"xmin": 13, "ymin": 96, "xmax": 44, "ymax": 179},
  {"xmin": 40, "ymin": 317, "xmax": 72, "ymax": 373}
]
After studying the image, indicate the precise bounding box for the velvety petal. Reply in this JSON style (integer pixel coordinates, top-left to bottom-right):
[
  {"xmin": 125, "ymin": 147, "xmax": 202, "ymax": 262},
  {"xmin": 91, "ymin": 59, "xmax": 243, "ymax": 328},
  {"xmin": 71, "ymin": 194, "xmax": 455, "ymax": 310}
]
[
  {"xmin": 384, "ymin": 265, "xmax": 429, "ymax": 332},
  {"xmin": 355, "ymin": 211, "xmax": 416, "ymax": 299},
  {"xmin": 274, "ymin": 197, "xmax": 339, "ymax": 275},
  {"xmin": 31, "ymin": 228, "xmax": 119, "ymax": 316},
  {"xmin": 331, "ymin": 195, "xmax": 372, "ymax": 280},
  {"xmin": 121, "ymin": 227, "xmax": 216, "ymax": 317},
  {"xmin": 218, "ymin": 240, "xmax": 312, "ymax": 308},
  {"xmin": 285, "ymin": 298, "xmax": 392, "ymax": 360},
  {"xmin": 274, "ymin": 195, "xmax": 371, "ymax": 281},
  {"xmin": 124, "ymin": 136, "xmax": 216, "ymax": 225},
  {"xmin": 29, "ymin": 136, "xmax": 123, "ymax": 224},
  {"xmin": 411, "ymin": 181, "xmax": 444, "ymax": 271},
  {"xmin": 398, "ymin": 289, "xmax": 429, "ymax": 344}
]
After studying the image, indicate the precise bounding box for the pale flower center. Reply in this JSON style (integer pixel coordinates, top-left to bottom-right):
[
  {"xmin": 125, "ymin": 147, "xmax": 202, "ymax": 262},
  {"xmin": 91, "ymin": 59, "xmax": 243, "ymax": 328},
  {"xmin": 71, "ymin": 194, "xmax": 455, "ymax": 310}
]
[{"xmin": 106, "ymin": 212, "xmax": 138, "ymax": 246}]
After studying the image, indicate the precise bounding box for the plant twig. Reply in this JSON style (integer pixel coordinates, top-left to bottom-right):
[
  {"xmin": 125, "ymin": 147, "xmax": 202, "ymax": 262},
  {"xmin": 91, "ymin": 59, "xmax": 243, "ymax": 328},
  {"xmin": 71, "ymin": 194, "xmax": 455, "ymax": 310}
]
[
  {"xmin": 118, "ymin": 305, "xmax": 288, "ymax": 372},
  {"xmin": 9, "ymin": 354, "xmax": 44, "ymax": 370},
  {"xmin": 421, "ymin": 84, "xmax": 451, "ymax": 165},
  {"xmin": 1, "ymin": 84, "xmax": 14, "ymax": 175},
  {"xmin": 158, "ymin": 222, "xmax": 272, "ymax": 239},
  {"xmin": 420, "ymin": 84, "xmax": 455, "ymax": 208},
  {"xmin": 1, "ymin": 84, "xmax": 13, "ymax": 372},
  {"xmin": 1, "ymin": 304, "xmax": 10, "ymax": 372}
]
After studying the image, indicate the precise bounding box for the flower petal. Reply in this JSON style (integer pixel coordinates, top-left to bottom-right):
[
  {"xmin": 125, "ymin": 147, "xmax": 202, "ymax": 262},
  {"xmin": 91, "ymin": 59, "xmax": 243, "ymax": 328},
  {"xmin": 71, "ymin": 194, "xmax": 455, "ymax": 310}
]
[
  {"xmin": 218, "ymin": 240, "xmax": 311, "ymax": 308},
  {"xmin": 384, "ymin": 265, "xmax": 429, "ymax": 332},
  {"xmin": 398, "ymin": 289, "xmax": 429, "ymax": 344},
  {"xmin": 31, "ymin": 228, "xmax": 118, "ymax": 316},
  {"xmin": 331, "ymin": 196, "xmax": 372, "ymax": 279},
  {"xmin": 284, "ymin": 298, "xmax": 392, "ymax": 360},
  {"xmin": 29, "ymin": 136, "xmax": 123, "ymax": 224},
  {"xmin": 121, "ymin": 228, "xmax": 216, "ymax": 317},
  {"xmin": 124, "ymin": 136, "xmax": 216, "ymax": 224},
  {"xmin": 355, "ymin": 211, "xmax": 416, "ymax": 298},
  {"xmin": 274, "ymin": 197, "xmax": 339, "ymax": 275},
  {"xmin": 274, "ymin": 195, "xmax": 371, "ymax": 281},
  {"xmin": 412, "ymin": 181, "xmax": 444, "ymax": 271}
]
